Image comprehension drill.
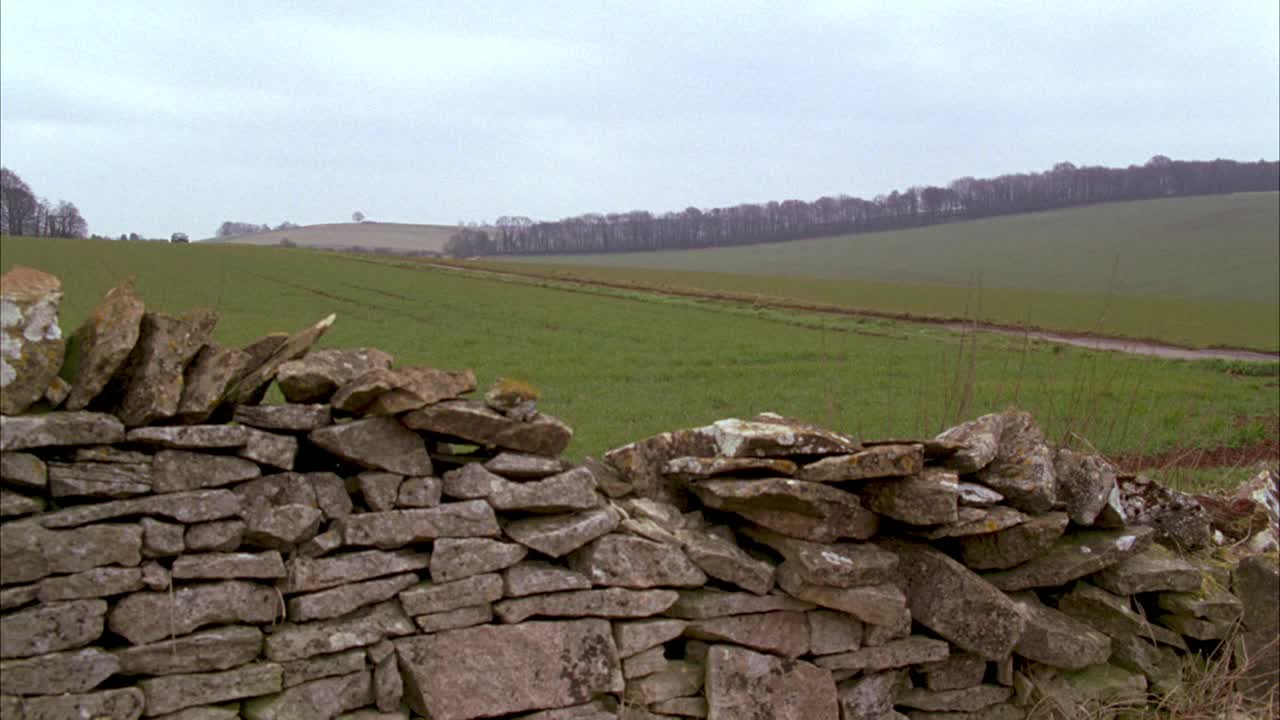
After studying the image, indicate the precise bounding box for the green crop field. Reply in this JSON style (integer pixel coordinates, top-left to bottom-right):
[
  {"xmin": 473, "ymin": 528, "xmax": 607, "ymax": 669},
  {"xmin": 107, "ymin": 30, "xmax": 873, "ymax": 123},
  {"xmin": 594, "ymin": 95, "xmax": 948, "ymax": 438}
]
[
  {"xmin": 499, "ymin": 193, "xmax": 1280, "ymax": 351},
  {"xmin": 2, "ymin": 235, "xmax": 1276, "ymax": 491}
]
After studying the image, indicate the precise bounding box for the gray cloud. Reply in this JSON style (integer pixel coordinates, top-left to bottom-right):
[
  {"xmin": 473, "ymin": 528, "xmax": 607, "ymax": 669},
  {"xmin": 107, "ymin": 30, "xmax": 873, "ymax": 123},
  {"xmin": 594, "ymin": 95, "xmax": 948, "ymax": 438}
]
[{"xmin": 2, "ymin": 0, "xmax": 1276, "ymax": 238}]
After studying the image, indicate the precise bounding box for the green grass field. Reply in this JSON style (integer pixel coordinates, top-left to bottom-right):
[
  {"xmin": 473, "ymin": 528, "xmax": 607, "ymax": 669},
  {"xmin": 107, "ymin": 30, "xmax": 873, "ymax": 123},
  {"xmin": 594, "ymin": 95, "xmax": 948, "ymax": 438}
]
[
  {"xmin": 500, "ymin": 194, "xmax": 1280, "ymax": 351},
  {"xmin": 3, "ymin": 235, "xmax": 1275, "ymax": 476}
]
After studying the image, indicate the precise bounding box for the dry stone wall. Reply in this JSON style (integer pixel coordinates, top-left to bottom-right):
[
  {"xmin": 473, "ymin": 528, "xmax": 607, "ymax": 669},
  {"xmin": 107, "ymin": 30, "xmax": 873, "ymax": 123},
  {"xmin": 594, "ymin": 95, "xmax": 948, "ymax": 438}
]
[{"xmin": 0, "ymin": 267, "xmax": 1277, "ymax": 720}]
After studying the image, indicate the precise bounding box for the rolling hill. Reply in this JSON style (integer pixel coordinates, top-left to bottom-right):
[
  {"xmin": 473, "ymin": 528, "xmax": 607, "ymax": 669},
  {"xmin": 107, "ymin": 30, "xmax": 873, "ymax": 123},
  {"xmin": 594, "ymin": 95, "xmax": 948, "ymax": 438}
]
[{"xmin": 506, "ymin": 193, "xmax": 1280, "ymax": 306}]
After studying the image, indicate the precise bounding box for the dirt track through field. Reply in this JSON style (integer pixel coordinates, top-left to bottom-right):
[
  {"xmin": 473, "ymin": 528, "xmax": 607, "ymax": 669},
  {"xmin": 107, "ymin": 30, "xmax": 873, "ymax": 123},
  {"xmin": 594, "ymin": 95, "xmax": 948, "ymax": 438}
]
[{"xmin": 395, "ymin": 258, "xmax": 1280, "ymax": 363}]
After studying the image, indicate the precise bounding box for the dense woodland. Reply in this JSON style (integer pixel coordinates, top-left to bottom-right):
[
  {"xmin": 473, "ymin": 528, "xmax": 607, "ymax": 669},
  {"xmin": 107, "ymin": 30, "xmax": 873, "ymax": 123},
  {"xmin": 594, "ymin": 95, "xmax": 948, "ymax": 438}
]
[
  {"xmin": 0, "ymin": 167, "xmax": 88, "ymax": 239},
  {"xmin": 444, "ymin": 156, "xmax": 1280, "ymax": 257}
]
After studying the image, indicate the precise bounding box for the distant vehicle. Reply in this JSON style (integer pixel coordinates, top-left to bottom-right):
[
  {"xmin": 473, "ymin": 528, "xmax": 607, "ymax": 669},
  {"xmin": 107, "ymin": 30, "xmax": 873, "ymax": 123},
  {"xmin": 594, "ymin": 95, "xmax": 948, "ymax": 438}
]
[{"xmin": 171, "ymin": 232, "xmax": 189, "ymax": 243}]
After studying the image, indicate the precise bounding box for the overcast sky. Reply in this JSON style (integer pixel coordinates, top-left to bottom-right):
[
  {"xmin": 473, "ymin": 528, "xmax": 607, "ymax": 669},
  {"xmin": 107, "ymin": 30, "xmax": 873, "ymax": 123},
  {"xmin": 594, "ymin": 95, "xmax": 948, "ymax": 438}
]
[{"xmin": 2, "ymin": 1, "xmax": 1277, "ymax": 239}]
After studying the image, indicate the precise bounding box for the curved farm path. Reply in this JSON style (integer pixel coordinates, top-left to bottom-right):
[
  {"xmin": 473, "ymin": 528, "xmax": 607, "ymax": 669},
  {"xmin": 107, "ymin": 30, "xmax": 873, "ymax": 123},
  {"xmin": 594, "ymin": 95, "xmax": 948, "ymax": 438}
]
[{"xmin": 390, "ymin": 257, "xmax": 1279, "ymax": 363}]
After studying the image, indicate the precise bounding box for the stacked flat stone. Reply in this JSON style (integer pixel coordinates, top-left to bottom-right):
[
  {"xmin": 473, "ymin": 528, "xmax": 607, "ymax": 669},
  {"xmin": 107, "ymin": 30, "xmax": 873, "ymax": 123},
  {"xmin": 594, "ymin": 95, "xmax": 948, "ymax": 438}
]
[{"xmin": 0, "ymin": 268, "xmax": 1277, "ymax": 720}]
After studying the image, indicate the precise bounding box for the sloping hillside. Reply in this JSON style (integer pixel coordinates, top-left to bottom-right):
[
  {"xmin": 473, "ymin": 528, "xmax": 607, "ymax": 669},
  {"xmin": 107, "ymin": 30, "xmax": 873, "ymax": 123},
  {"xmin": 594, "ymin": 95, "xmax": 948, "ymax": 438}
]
[
  {"xmin": 206, "ymin": 222, "xmax": 458, "ymax": 254},
  {"xmin": 508, "ymin": 193, "xmax": 1280, "ymax": 306}
]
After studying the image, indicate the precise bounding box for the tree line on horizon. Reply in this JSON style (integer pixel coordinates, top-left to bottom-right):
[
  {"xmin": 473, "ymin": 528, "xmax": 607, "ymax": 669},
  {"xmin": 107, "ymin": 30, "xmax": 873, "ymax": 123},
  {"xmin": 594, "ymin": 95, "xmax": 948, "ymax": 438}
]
[
  {"xmin": 444, "ymin": 156, "xmax": 1280, "ymax": 257},
  {"xmin": 0, "ymin": 167, "xmax": 88, "ymax": 239}
]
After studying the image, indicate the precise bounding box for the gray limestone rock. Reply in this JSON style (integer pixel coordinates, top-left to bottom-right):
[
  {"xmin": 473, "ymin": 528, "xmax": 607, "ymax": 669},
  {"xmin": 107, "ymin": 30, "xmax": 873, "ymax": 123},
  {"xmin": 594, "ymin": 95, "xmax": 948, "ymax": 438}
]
[
  {"xmin": 808, "ymin": 610, "xmax": 864, "ymax": 656},
  {"xmin": 431, "ymin": 537, "xmax": 528, "ymax": 583},
  {"xmin": 280, "ymin": 549, "xmax": 431, "ymax": 594},
  {"xmin": 1009, "ymin": 591, "xmax": 1111, "ymax": 669},
  {"xmin": 399, "ymin": 573, "xmax": 503, "ymax": 616},
  {"xmin": 288, "ymin": 572, "xmax": 419, "ymax": 622},
  {"xmin": 494, "ymin": 588, "xmax": 678, "ymax": 624},
  {"xmin": 881, "ymin": 540, "xmax": 1025, "ymax": 660},
  {"xmin": 242, "ymin": 670, "xmax": 372, "ymax": 720},
  {"xmin": 265, "ymin": 600, "xmax": 415, "ymax": 662},
  {"xmin": 237, "ymin": 428, "xmax": 298, "ymax": 470},
  {"xmin": 340, "ymin": 501, "xmax": 499, "ymax": 549},
  {"xmin": 568, "ymin": 534, "xmax": 705, "ymax": 589},
  {"xmin": 934, "ymin": 412, "xmax": 1003, "ymax": 474},
  {"xmin": 504, "ymin": 506, "xmax": 620, "ymax": 557},
  {"xmin": 974, "ymin": 410, "xmax": 1056, "ymax": 513},
  {"xmin": 358, "ymin": 471, "xmax": 403, "ymax": 511},
  {"xmin": 414, "ymin": 604, "xmax": 494, "ymax": 633},
  {"xmin": 47, "ymin": 460, "xmax": 151, "ymax": 499},
  {"xmin": 1056, "ymin": 582, "xmax": 1188, "ymax": 650},
  {"xmin": 277, "ymin": 347, "xmax": 394, "ymax": 404},
  {"xmin": 174, "ymin": 343, "xmax": 253, "ymax": 423},
  {"xmin": 244, "ymin": 503, "xmax": 323, "ymax": 549},
  {"xmin": 895, "ymin": 684, "xmax": 1012, "ymax": 713},
  {"xmin": 914, "ymin": 505, "xmax": 1028, "ymax": 540},
  {"xmin": 280, "ymin": 648, "xmax": 366, "ymax": 688},
  {"xmin": 140, "ymin": 663, "xmax": 284, "ymax": 716},
  {"xmin": 1115, "ymin": 473, "xmax": 1212, "ymax": 550},
  {"xmin": 503, "ymin": 562, "xmax": 593, "ymax": 598},
  {"xmin": 687, "ymin": 610, "xmax": 810, "ymax": 657},
  {"xmin": 0, "ymin": 647, "xmax": 119, "ymax": 696},
  {"xmin": 0, "ymin": 488, "xmax": 44, "ymax": 516},
  {"xmin": 798, "ymin": 443, "xmax": 924, "ymax": 483},
  {"xmin": 172, "ymin": 551, "xmax": 286, "ymax": 580},
  {"xmin": 663, "ymin": 588, "xmax": 813, "ymax": 619},
  {"xmin": 613, "ymin": 619, "xmax": 688, "ymax": 657},
  {"xmin": 983, "ymin": 526, "xmax": 1155, "ymax": 592},
  {"xmin": 233, "ymin": 403, "xmax": 333, "ymax": 431},
  {"xmin": 184, "ymin": 519, "xmax": 246, "ymax": 552},
  {"xmin": 396, "ymin": 476, "xmax": 442, "ymax": 508},
  {"xmin": 126, "ymin": 425, "xmax": 249, "ymax": 448},
  {"xmin": 1, "ymin": 410, "xmax": 124, "ymax": 451},
  {"xmin": 334, "ymin": 365, "xmax": 476, "ymax": 416},
  {"xmin": 402, "ymin": 399, "xmax": 574, "ymax": 456},
  {"xmin": 441, "ymin": 462, "xmax": 505, "ymax": 499},
  {"xmin": 691, "ymin": 478, "xmax": 878, "ymax": 542},
  {"xmin": 662, "ymin": 455, "xmax": 798, "ymax": 481},
  {"xmin": 624, "ymin": 660, "xmax": 703, "ymax": 706},
  {"xmin": 0, "ymin": 598, "xmax": 107, "ymax": 659},
  {"xmin": 484, "ymin": 452, "xmax": 571, "ymax": 479},
  {"xmin": 108, "ymin": 581, "xmax": 278, "ymax": 645},
  {"xmin": 113, "ymin": 626, "xmax": 264, "ymax": 676},
  {"xmin": 955, "ymin": 511, "xmax": 1070, "ymax": 570},
  {"xmin": 111, "ymin": 308, "xmax": 219, "ymax": 427},
  {"xmin": 860, "ymin": 468, "xmax": 959, "ymax": 525},
  {"xmin": 309, "ymin": 417, "xmax": 433, "ymax": 475},
  {"xmin": 4, "ymin": 687, "xmax": 145, "ymax": 720},
  {"xmin": 813, "ymin": 636, "xmax": 950, "ymax": 673},
  {"xmin": 775, "ymin": 563, "xmax": 908, "ymax": 627},
  {"xmin": 1, "ymin": 521, "xmax": 142, "ymax": 584},
  {"xmin": 36, "ymin": 567, "xmax": 144, "ymax": 602},
  {"xmin": 65, "ymin": 276, "xmax": 145, "ymax": 411},
  {"xmin": 1090, "ymin": 543, "xmax": 1203, "ymax": 595},
  {"xmin": 837, "ymin": 670, "xmax": 904, "ymax": 720},
  {"xmin": 678, "ymin": 524, "xmax": 775, "ymax": 595},
  {"xmin": 396, "ymin": 619, "xmax": 620, "ymax": 720},
  {"xmin": 0, "ymin": 266, "xmax": 66, "ymax": 415},
  {"xmin": 1, "ymin": 451, "xmax": 47, "ymax": 489},
  {"xmin": 490, "ymin": 466, "xmax": 601, "ymax": 513},
  {"xmin": 34, "ymin": 490, "xmax": 240, "ymax": 530},
  {"xmin": 223, "ymin": 314, "xmax": 336, "ymax": 405},
  {"xmin": 152, "ymin": 449, "xmax": 261, "ymax": 493},
  {"xmin": 743, "ymin": 527, "xmax": 898, "ymax": 588},
  {"xmin": 1054, "ymin": 449, "xmax": 1117, "ymax": 526},
  {"xmin": 141, "ymin": 516, "xmax": 185, "ymax": 557},
  {"xmin": 919, "ymin": 652, "xmax": 987, "ymax": 691},
  {"xmin": 706, "ymin": 644, "xmax": 838, "ymax": 720}
]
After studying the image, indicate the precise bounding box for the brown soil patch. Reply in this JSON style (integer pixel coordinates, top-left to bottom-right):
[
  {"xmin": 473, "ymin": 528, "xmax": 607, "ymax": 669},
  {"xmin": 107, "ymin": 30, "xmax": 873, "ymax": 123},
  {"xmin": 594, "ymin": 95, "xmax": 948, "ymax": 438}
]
[{"xmin": 1113, "ymin": 416, "xmax": 1280, "ymax": 472}]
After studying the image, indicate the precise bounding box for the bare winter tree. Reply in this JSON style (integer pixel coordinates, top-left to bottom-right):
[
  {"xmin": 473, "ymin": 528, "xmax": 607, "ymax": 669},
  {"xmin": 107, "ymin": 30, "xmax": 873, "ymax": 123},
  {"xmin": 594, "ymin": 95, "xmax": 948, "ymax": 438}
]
[
  {"xmin": 352, "ymin": 211, "xmax": 366, "ymax": 223},
  {"xmin": 0, "ymin": 167, "xmax": 37, "ymax": 236}
]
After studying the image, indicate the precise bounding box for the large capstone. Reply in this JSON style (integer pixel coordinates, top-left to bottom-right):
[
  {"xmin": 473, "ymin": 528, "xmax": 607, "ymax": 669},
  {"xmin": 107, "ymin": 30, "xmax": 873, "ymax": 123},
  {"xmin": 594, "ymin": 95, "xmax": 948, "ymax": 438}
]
[
  {"xmin": 705, "ymin": 644, "xmax": 838, "ymax": 720},
  {"xmin": 64, "ymin": 276, "xmax": 145, "ymax": 411},
  {"xmin": 0, "ymin": 266, "xmax": 65, "ymax": 415}
]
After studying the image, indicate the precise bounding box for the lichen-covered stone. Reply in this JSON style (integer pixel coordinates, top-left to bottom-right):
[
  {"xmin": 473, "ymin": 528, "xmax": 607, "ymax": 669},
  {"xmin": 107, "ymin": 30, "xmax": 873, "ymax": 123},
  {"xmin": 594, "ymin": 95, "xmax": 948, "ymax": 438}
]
[
  {"xmin": 798, "ymin": 443, "xmax": 923, "ymax": 483},
  {"xmin": 402, "ymin": 399, "xmax": 574, "ymax": 456},
  {"xmin": 776, "ymin": 563, "xmax": 907, "ymax": 627},
  {"xmin": 4, "ymin": 687, "xmax": 145, "ymax": 720},
  {"xmin": 494, "ymin": 588, "xmax": 678, "ymax": 624},
  {"xmin": 47, "ymin": 460, "xmax": 151, "ymax": 499},
  {"xmin": 265, "ymin": 600, "xmax": 415, "ymax": 662},
  {"xmin": 1, "ymin": 521, "xmax": 142, "ymax": 584},
  {"xmin": 172, "ymin": 551, "xmax": 286, "ymax": 580},
  {"xmin": 224, "ymin": 313, "xmax": 336, "ymax": 404},
  {"xmin": 1091, "ymin": 543, "xmax": 1203, "ymax": 595},
  {"xmin": 568, "ymin": 534, "xmax": 705, "ymax": 589},
  {"xmin": 1, "ymin": 410, "xmax": 124, "ymax": 451},
  {"xmin": 332, "ymin": 365, "xmax": 476, "ymax": 415},
  {"xmin": 691, "ymin": 477, "xmax": 878, "ymax": 542},
  {"xmin": 63, "ymin": 276, "xmax": 144, "ymax": 410},
  {"xmin": 399, "ymin": 573, "xmax": 503, "ymax": 616},
  {"xmin": 0, "ymin": 450, "xmax": 46, "ymax": 488},
  {"xmin": 687, "ymin": 610, "xmax": 810, "ymax": 657},
  {"xmin": 983, "ymin": 526, "xmax": 1155, "ymax": 591},
  {"xmin": 281, "ymin": 549, "xmax": 431, "ymax": 593},
  {"xmin": 277, "ymin": 347, "xmax": 394, "ymax": 404},
  {"xmin": 0, "ymin": 266, "xmax": 65, "ymax": 415},
  {"xmin": 1054, "ymin": 449, "xmax": 1118, "ymax": 526},
  {"xmin": 242, "ymin": 669, "xmax": 372, "ymax": 720},
  {"xmin": 233, "ymin": 403, "xmax": 333, "ymax": 431},
  {"xmin": 0, "ymin": 598, "xmax": 107, "ymax": 659},
  {"xmin": 861, "ymin": 468, "xmax": 959, "ymax": 525},
  {"xmin": 310, "ymin": 417, "xmax": 433, "ymax": 475},
  {"xmin": 504, "ymin": 506, "xmax": 620, "ymax": 558},
  {"xmin": 396, "ymin": 619, "xmax": 620, "ymax": 720},
  {"xmin": 813, "ymin": 636, "xmax": 950, "ymax": 673},
  {"xmin": 36, "ymin": 566, "xmax": 144, "ymax": 601},
  {"xmin": 706, "ymin": 644, "xmax": 838, "ymax": 720},
  {"xmin": 339, "ymin": 501, "xmax": 499, "ymax": 549},
  {"xmin": 0, "ymin": 647, "xmax": 119, "ymax": 696},
  {"xmin": 109, "ymin": 308, "xmax": 219, "ymax": 426},
  {"xmin": 358, "ymin": 471, "xmax": 402, "ymax": 511},
  {"xmin": 174, "ymin": 343, "xmax": 253, "ymax": 422},
  {"xmin": 974, "ymin": 410, "xmax": 1056, "ymax": 513},
  {"xmin": 108, "ymin": 581, "xmax": 278, "ymax": 645},
  {"xmin": 431, "ymin": 538, "xmax": 528, "ymax": 583},
  {"xmin": 113, "ymin": 626, "xmax": 263, "ymax": 677},
  {"xmin": 663, "ymin": 588, "xmax": 813, "ymax": 619},
  {"xmin": 152, "ymin": 449, "xmax": 260, "ymax": 493},
  {"xmin": 935, "ymin": 412, "xmax": 1003, "ymax": 474},
  {"xmin": 1009, "ymin": 591, "xmax": 1111, "ymax": 669},
  {"xmin": 955, "ymin": 511, "xmax": 1069, "ymax": 570},
  {"xmin": 288, "ymin": 572, "xmax": 419, "ymax": 622},
  {"xmin": 613, "ymin": 619, "xmax": 688, "ymax": 657},
  {"xmin": 140, "ymin": 663, "xmax": 283, "ymax": 716},
  {"xmin": 502, "ymin": 562, "xmax": 593, "ymax": 598}
]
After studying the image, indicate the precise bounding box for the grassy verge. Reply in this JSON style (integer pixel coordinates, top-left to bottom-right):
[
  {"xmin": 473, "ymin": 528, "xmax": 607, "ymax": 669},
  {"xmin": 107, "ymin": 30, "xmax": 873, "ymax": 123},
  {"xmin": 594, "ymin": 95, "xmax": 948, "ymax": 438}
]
[{"xmin": 3, "ymin": 236, "xmax": 1276, "ymax": 485}]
